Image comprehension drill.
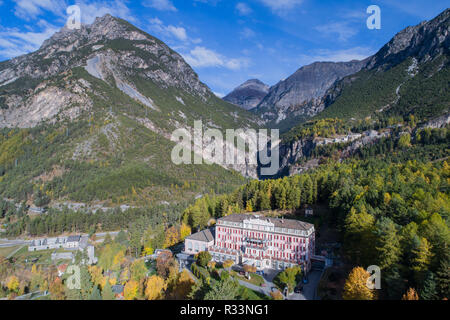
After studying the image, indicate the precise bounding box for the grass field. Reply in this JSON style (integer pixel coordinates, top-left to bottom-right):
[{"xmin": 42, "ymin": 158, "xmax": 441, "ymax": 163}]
[
  {"xmin": 0, "ymin": 245, "xmax": 21, "ymax": 257},
  {"xmin": 230, "ymin": 271, "xmax": 265, "ymax": 287},
  {"xmin": 11, "ymin": 246, "xmax": 55, "ymax": 265}
]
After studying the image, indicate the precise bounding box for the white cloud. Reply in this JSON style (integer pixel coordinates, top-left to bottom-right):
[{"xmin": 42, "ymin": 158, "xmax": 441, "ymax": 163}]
[
  {"xmin": 315, "ymin": 22, "xmax": 358, "ymax": 41},
  {"xmin": 142, "ymin": 0, "xmax": 177, "ymax": 12},
  {"xmin": 240, "ymin": 27, "xmax": 255, "ymax": 39},
  {"xmin": 148, "ymin": 18, "xmax": 200, "ymax": 44},
  {"xmin": 12, "ymin": 0, "xmax": 135, "ymax": 24},
  {"xmin": 258, "ymin": 0, "xmax": 303, "ymax": 13},
  {"xmin": 166, "ymin": 25, "xmax": 187, "ymax": 41},
  {"xmin": 0, "ymin": 22, "xmax": 59, "ymax": 58},
  {"xmin": 13, "ymin": 0, "xmax": 67, "ymax": 20},
  {"xmin": 236, "ymin": 2, "xmax": 252, "ymax": 16},
  {"xmin": 213, "ymin": 91, "xmax": 225, "ymax": 98},
  {"xmin": 182, "ymin": 46, "xmax": 249, "ymax": 70},
  {"xmin": 77, "ymin": 0, "xmax": 135, "ymax": 24},
  {"xmin": 194, "ymin": 0, "xmax": 221, "ymax": 5},
  {"xmin": 298, "ymin": 47, "xmax": 374, "ymax": 65}
]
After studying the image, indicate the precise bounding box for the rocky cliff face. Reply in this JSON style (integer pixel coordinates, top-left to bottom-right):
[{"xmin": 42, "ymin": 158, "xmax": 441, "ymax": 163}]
[
  {"xmin": 277, "ymin": 138, "xmax": 316, "ymax": 175},
  {"xmin": 366, "ymin": 8, "xmax": 450, "ymax": 70},
  {"xmin": 255, "ymin": 60, "xmax": 366, "ymax": 125},
  {"xmin": 223, "ymin": 79, "xmax": 269, "ymax": 110}
]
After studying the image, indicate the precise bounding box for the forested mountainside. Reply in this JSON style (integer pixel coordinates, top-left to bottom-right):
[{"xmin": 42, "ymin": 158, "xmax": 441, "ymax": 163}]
[
  {"xmin": 0, "ymin": 14, "xmax": 259, "ymax": 216},
  {"xmin": 275, "ymin": 9, "xmax": 449, "ymax": 177}
]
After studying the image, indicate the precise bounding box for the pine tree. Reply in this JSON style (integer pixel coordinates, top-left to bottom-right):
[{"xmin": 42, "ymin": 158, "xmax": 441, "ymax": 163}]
[
  {"xmin": 411, "ymin": 236, "xmax": 433, "ymax": 282},
  {"xmin": 102, "ymin": 281, "xmax": 115, "ymax": 300},
  {"xmin": 115, "ymin": 230, "xmax": 128, "ymax": 245},
  {"xmin": 383, "ymin": 267, "xmax": 406, "ymax": 300},
  {"xmin": 344, "ymin": 207, "xmax": 375, "ymax": 265},
  {"xmin": 89, "ymin": 286, "xmax": 102, "ymax": 300},
  {"xmin": 103, "ymin": 233, "xmax": 113, "ymax": 245},
  {"xmin": 204, "ymin": 278, "xmax": 239, "ymax": 300},
  {"xmin": 375, "ymin": 218, "xmax": 401, "ymax": 270},
  {"xmin": 258, "ymin": 191, "xmax": 271, "ymax": 211},
  {"xmin": 80, "ymin": 266, "xmax": 94, "ymax": 300},
  {"xmin": 65, "ymin": 287, "xmax": 82, "ymax": 300},
  {"xmin": 420, "ymin": 271, "xmax": 437, "ymax": 300},
  {"xmin": 435, "ymin": 250, "xmax": 450, "ymax": 299}
]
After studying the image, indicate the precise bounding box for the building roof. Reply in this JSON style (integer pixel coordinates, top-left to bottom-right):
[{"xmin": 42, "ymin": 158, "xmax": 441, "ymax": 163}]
[
  {"xmin": 67, "ymin": 235, "xmax": 81, "ymax": 242},
  {"xmin": 112, "ymin": 285, "xmax": 124, "ymax": 294},
  {"xmin": 57, "ymin": 264, "xmax": 68, "ymax": 272},
  {"xmin": 217, "ymin": 213, "xmax": 314, "ymax": 231},
  {"xmin": 186, "ymin": 229, "xmax": 214, "ymax": 242}
]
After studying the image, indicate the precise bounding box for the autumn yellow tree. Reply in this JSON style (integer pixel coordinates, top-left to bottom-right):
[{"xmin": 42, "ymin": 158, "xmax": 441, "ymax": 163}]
[
  {"xmin": 170, "ymin": 270, "xmax": 194, "ymax": 300},
  {"xmin": 402, "ymin": 288, "xmax": 419, "ymax": 300},
  {"xmin": 342, "ymin": 267, "xmax": 375, "ymax": 300},
  {"xmin": 270, "ymin": 290, "xmax": 284, "ymax": 300},
  {"xmin": 144, "ymin": 275, "xmax": 167, "ymax": 300},
  {"xmin": 6, "ymin": 276, "xmax": 20, "ymax": 293},
  {"xmin": 142, "ymin": 246, "xmax": 154, "ymax": 257},
  {"xmin": 245, "ymin": 200, "xmax": 253, "ymax": 212},
  {"xmin": 180, "ymin": 223, "xmax": 192, "ymax": 241},
  {"xmin": 412, "ymin": 237, "xmax": 433, "ymax": 273},
  {"xmin": 88, "ymin": 266, "xmax": 104, "ymax": 288},
  {"xmin": 207, "ymin": 261, "xmax": 216, "ymax": 270},
  {"xmin": 124, "ymin": 280, "xmax": 140, "ymax": 300},
  {"xmin": 120, "ymin": 267, "xmax": 130, "ymax": 285},
  {"xmin": 164, "ymin": 226, "xmax": 180, "ymax": 248},
  {"xmin": 131, "ymin": 260, "xmax": 148, "ymax": 282},
  {"xmin": 223, "ymin": 260, "xmax": 234, "ymax": 270},
  {"xmin": 49, "ymin": 278, "xmax": 66, "ymax": 300},
  {"xmin": 111, "ymin": 251, "xmax": 125, "ymax": 271}
]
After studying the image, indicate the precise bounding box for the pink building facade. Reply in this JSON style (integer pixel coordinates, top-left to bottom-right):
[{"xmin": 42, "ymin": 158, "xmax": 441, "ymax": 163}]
[{"xmin": 208, "ymin": 214, "xmax": 315, "ymax": 271}]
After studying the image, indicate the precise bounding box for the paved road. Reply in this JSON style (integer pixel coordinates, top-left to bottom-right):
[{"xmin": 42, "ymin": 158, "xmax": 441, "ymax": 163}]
[
  {"xmin": 0, "ymin": 239, "xmax": 30, "ymax": 248},
  {"xmin": 234, "ymin": 268, "xmax": 323, "ymax": 300},
  {"xmin": 287, "ymin": 269, "xmax": 323, "ymax": 300}
]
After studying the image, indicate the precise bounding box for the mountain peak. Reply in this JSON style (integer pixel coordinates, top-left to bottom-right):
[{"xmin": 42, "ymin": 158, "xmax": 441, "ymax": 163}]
[
  {"xmin": 367, "ymin": 8, "xmax": 449, "ymax": 70},
  {"xmin": 223, "ymin": 79, "xmax": 269, "ymax": 110},
  {"xmin": 256, "ymin": 59, "xmax": 366, "ymax": 123}
]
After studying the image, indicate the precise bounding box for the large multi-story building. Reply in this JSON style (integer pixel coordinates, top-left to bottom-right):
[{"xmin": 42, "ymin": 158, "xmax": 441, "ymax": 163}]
[{"xmin": 184, "ymin": 213, "xmax": 315, "ymax": 271}]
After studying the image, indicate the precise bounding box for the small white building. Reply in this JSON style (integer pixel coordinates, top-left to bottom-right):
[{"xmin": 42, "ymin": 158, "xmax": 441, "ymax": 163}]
[
  {"xmin": 28, "ymin": 237, "xmax": 67, "ymax": 251},
  {"xmin": 28, "ymin": 235, "xmax": 82, "ymax": 252},
  {"xmin": 305, "ymin": 207, "xmax": 314, "ymax": 216},
  {"xmin": 65, "ymin": 235, "xmax": 81, "ymax": 249},
  {"xmin": 184, "ymin": 229, "xmax": 214, "ymax": 255}
]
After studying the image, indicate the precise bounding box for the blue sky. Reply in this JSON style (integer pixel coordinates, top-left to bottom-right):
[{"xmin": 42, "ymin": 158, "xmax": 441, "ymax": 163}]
[{"xmin": 0, "ymin": 0, "xmax": 448, "ymax": 96}]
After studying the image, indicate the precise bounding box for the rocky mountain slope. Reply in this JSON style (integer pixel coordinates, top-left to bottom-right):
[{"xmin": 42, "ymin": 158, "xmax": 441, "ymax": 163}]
[
  {"xmin": 223, "ymin": 79, "xmax": 269, "ymax": 110},
  {"xmin": 313, "ymin": 8, "xmax": 449, "ymax": 122},
  {"xmin": 0, "ymin": 14, "xmax": 260, "ymax": 209},
  {"xmin": 254, "ymin": 60, "xmax": 366, "ymax": 128}
]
